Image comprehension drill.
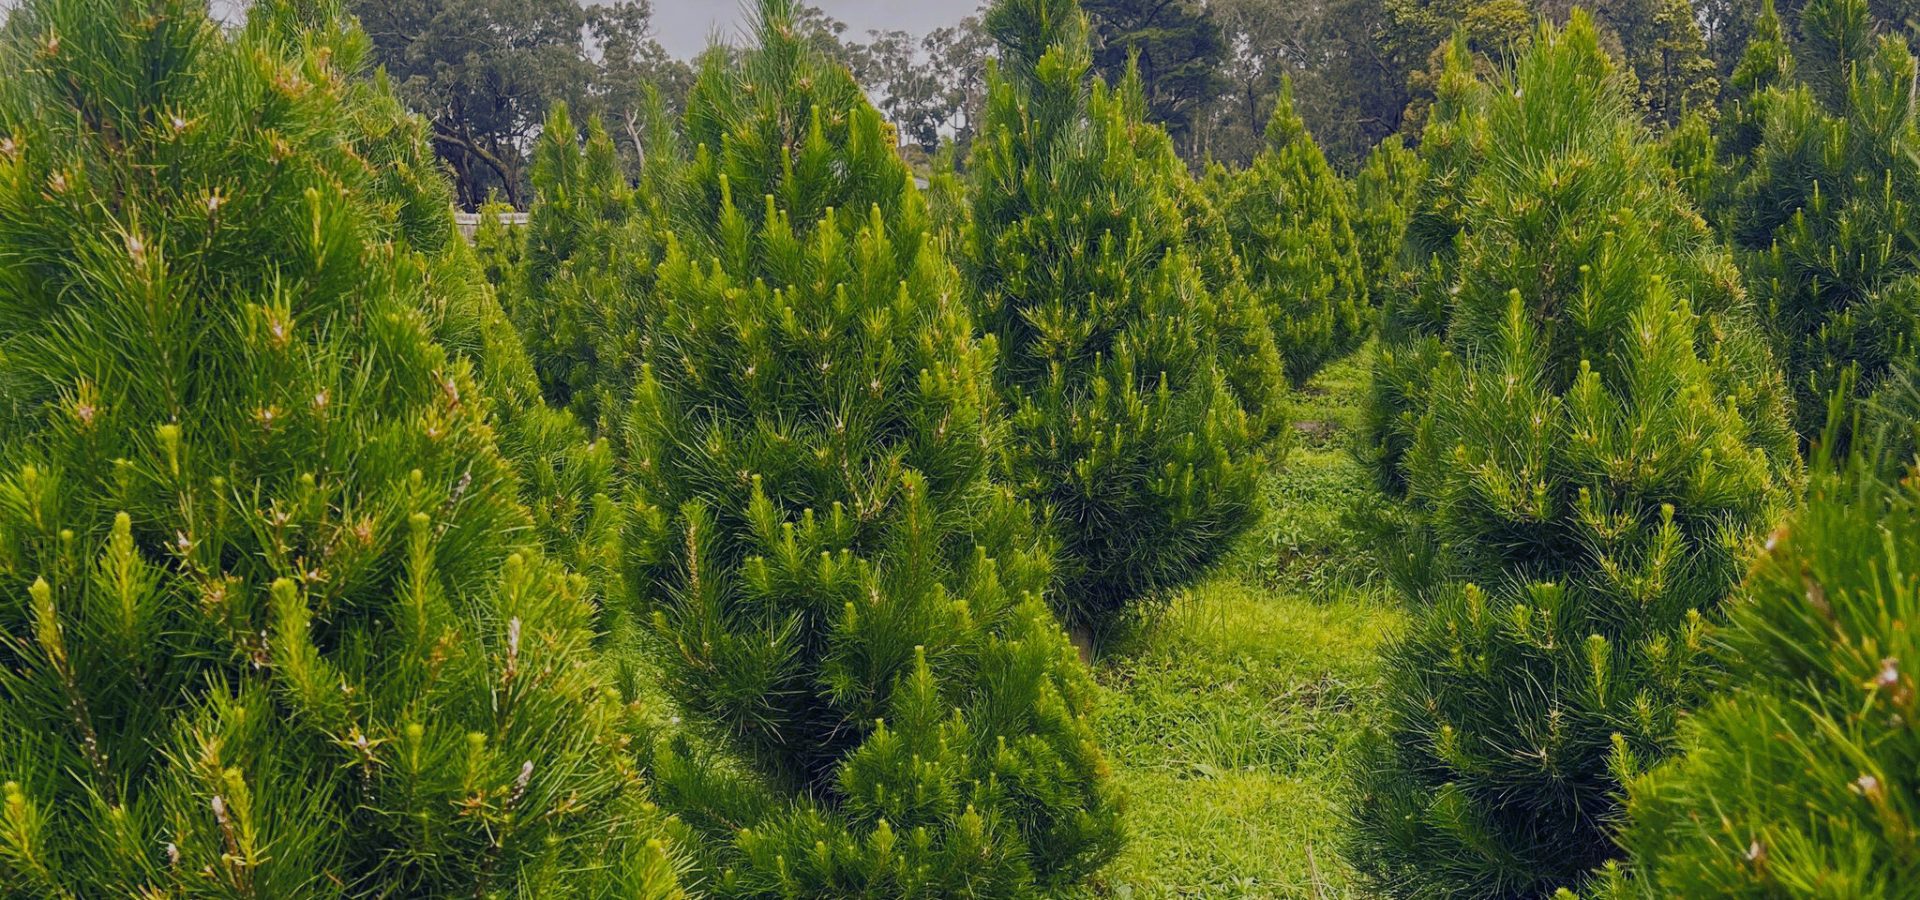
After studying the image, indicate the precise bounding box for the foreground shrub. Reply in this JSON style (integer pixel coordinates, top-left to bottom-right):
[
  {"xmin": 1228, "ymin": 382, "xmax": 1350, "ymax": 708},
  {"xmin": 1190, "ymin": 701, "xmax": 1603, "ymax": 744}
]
[
  {"xmin": 0, "ymin": 0, "xmax": 683, "ymax": 895},
  {"xmin": 623, "ymin": 1, "xmax": 1121, "ymax": 893},
  {"xmin": 1207, "ymin": 78, "xmax": 1370, "ymax": 386},
  {"xmin": 1595, "ymin": 450, "xmax": 1920, "ymax": 898},
  {"xmin": 1351, "ymin": 15, "xmax": 1794, "ymax": 898},
  {"xmin": 965, "ymin": 0, "xmax": 1286, "ymax": 630}
]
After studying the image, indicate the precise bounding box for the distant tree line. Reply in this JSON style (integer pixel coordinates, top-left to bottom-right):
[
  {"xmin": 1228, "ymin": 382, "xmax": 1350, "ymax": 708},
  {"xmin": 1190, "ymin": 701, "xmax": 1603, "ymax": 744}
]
[{"xmin": 359, "ymin": 0, "xmax": 1918, "ymax": 206}]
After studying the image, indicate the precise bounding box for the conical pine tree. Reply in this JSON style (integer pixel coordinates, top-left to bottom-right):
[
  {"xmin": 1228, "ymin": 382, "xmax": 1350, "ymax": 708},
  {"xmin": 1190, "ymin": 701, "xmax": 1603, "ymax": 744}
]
[
  {"xmin": 504, "ymin": 102, "xmax": 673, "ymax": 432},
  {"xmin": 0, "ymin": 0, "xmax": 685, "ymax": 896},
  {"xmin": 1351, "ymin": 15, "xmax": 1794, "ymax": 898},
  {"xmin": 1712, "ymin": 0, "xmax": 1920, "ymax": 449},
  {"xmin": 964, "ymin": 0, "xmax": 1286, "ymax": 630},
  {"xmin": 1368, "ymin": 31, "xmax": 1487, "ymax": 495},
  {"xmin": 1591, "ymin": 449, "xmax": 1920, "ymax": 899},
  {"xmin": 1352, "ymin": 134, "xmax": 1425, "ymax": 316},
  {"xmin": 621, "ymin": 1, "xmax": 1121, "ymax": 893},
  {"xmin": 1206, "ymin": 77, "xmax": 1371, "ymax": 387}
]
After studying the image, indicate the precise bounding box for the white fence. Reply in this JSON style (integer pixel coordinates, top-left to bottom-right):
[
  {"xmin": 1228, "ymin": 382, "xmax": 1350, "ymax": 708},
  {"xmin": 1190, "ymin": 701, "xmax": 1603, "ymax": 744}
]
[{"xmin": 454, "ymin": 209, "xmax": 529, "ymax": 240}]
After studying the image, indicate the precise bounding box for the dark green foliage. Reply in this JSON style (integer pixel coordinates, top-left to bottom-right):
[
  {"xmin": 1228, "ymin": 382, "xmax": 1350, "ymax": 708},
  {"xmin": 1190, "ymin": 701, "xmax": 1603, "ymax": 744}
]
[
  {"xmin": 0, "ymin": 0, "xmax": 684, "ymax": 895},
  {"xmin": 1206, "ymin": 78, "xmax": 1371, "ymax": 387},
  {"xmin": 1367, "ymin": 33, "xmax": 1486, "ymax": 494},
  {"xmin": 1599, "ymin": 451, "xmax": 1920, "ymax": 898},
  {"xmin": 966, "ymin": 0, "xmax": 1287, "ymax": 629},
  {"xmin": 1352, "ymin": 134, "xmax": 1424, "ymax": 315},
  {"xmin": 622, "ymin": 1, "xmax": 1121, "ymax": 893},
  {"xmin": 1704, "ymin": 0, "xmax": 1920, "ymax": 448},
  {"xmin": 1351, "ymin": 15, "xmax": 1794, "ymax": 898}
]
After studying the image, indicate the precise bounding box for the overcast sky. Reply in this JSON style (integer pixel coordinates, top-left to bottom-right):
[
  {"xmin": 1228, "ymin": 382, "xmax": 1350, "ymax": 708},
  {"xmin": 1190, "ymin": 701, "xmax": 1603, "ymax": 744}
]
[{"xmin": 646, "ymin": 1, "xmax": 972, "ymax": 59}]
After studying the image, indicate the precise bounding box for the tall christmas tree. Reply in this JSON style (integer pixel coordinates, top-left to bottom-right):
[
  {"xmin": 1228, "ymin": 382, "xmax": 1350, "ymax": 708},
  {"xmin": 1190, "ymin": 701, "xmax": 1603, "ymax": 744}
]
[
  {"xmin": 1368, "ymin": 32, "xmax": 1487, "ymax": 495},
  {"xmin": 1351, "ymin": 15, "xmax": 1794, "ymax": 898},
  {"xmin": 965, "ymin": 0, "xmax": 1286, "ymax": 630},
  {"xmin": 0, "ymin": 0, "xmax": 684, "ymax": 895},
  {"xmin": 1206, "ymin": 77, "xmax": 1371, "ymax": 387},
  {"xmin": 1595, "ymin": 449, "xmax": 1920, "ymax": 898},
  {"xmin": 621, "ymin": 1, "xmax": 1121, "ymax": 893}
]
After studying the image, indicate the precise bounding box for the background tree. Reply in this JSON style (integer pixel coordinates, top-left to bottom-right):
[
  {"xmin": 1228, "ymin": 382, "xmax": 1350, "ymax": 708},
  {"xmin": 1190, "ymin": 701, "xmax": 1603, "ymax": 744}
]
[
  {"xmin": 1351, "ymin": 15, "xmax": 1793, "ymax": 897},
  {"xmin": 1703, "ymin": 0, "xmax": 1920, "ymax": 449},
  {"xmin": 621, "ymin": 1, "xmax": 1122, "ymax": 892},
  {"xmin": 0, "ymin": 0, "xmax": 685, "ymax": 894},
  {"xmin": 1082, "ymin": 0, "xmax": 1231, "ymax": 154},
  {"xmin": 1352, "ymin": 135, "xmax": 1425, "ymax": 308},
  {"xmin": 967, "ymin": 0, "xmax": 1287, "ymax": 633},
  {"xmin": 353, "ymin": 0, "xmax": 690, "ymax": 208},
  {"xmin": 1206, "ymin": 78, "xmax": 1371, "ymax": 385}
]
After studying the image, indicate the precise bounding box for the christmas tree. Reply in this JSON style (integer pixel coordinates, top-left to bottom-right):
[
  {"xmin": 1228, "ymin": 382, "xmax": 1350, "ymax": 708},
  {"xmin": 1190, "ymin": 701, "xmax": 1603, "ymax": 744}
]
[
  {"xmin": 1352, "ymin": 134, "xmax": 1425, "ymax": 318},
  {"xmin": 1594, "ymin": 450, "xmax": 1920, "ymax": 898},
  {"xmin": 1713, "ymin": 0, "xmax": 1920, "ymax": 449},
  {"xmin": 621, "ymin": 0, "xmax": 1121, "ymax": 893},
  {"xmin": 1351, "ymin": 15, "xmax": 1794, "ymax": 897},
  {"xmin": 965, "ymin": 0, "xmax": 1286, "ymax": 630},
  {"xmin": 1368, "ymin": 32, "xmax": 1485, "ymax": 495},
  {"xmin": 505, "ymin": 102, "xmax": 673, "ymax": 434},
  {"xmin": 0, "ymin": 0, "xmax": 684, "ymax": 895},
  {"xmin": 1206, "ymin": 77, "xmax": 1371, "ymax": 387}
]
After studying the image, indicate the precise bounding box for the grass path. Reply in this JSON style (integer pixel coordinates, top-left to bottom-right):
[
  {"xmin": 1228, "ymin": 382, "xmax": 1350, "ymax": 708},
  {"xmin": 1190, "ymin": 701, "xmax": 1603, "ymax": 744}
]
[{"xmin": 1081, "ymin": 351, "xmax": 1403, "ymax": 899}]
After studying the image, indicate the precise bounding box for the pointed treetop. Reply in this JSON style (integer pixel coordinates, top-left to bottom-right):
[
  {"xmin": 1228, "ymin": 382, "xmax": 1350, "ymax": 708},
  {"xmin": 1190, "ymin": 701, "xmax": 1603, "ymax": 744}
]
[
  {"xmin": 1733, "ymin": 0, "xmax": 1794, "ymax": 96},
  {"xmin": 1263, "ymin": 75, "xmax": 1309, "ymax": 149},
  {"xmin": 986, "ymin": 0, "xmax": 1091, "ymax": 85}
]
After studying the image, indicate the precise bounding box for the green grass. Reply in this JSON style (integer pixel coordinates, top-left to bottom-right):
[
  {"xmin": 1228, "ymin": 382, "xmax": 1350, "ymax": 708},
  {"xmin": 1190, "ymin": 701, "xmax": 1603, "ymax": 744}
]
[{"xmin": 1080, "ymin": 350, "xmax": 1403, "ymax": 899}]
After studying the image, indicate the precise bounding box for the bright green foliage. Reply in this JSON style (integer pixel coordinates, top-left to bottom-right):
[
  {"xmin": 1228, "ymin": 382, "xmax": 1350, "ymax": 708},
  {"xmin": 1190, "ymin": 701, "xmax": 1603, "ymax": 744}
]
[
  {"xmin": 1351, "ymin": 15, "xmax": 1794, "ymax": 898},
  {"xmin": 965, "ymin": 0, "xmax": 1286, "ymax": 628},
  {"xmin": 506, "ymin": 103, "xmax": 666, "ymax": 430},
  {"xmin": 471, "ymin": 197, "xmax": 525, "ymax": 291},
  {"xmin": 1206, "ymin": 78, "xmax": 1370, "ymax": 386},
  {"xmin": 0, "ymin": 0, "xmax": 685, "ymax": 896},
  {"xmin": 622, "ymin": 1, "xmax": 1121, "ymax": 893},
  {"xmin": 1709, "ymin": 0, "xmax": 1920, "ymax": 448},
  {"xmin": 1599, "ymin": 455, "xmax": 1920, "ymax": 898},
  {"xmin": 1352, "ymin": 134, "xmax": 1424, "ymax": 327}
]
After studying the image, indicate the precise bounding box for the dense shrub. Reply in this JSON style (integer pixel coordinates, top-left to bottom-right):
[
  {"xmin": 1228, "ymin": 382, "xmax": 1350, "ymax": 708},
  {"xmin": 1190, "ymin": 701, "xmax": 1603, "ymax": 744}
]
[
  {"xmin": 622, "ymin": 1, "xmax": 1121, "ymax": 893},
  {"xmin": 1351, "ymin": 15, "xmax": 1795, "ymax": 898},
  {"xmin": 0, "ymin": 0, "xmax": 684, "ymax": 895},
  {"xmin": 965, "ymin": 0, "xmax": 1287, "ymax": 630},
  {"xmin": 1593, "ymin": 451, "xmax": 1920, "ymax": 898},
  {"xmin": 1206, "ymin": 78, "xmax": 1371, "ymax": 386}
]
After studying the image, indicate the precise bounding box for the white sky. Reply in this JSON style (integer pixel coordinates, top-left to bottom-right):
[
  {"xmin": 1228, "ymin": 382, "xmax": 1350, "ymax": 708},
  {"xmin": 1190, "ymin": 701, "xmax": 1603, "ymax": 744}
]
[{"xmin": 644, "ymin": 0, "xmax": 974, "ymax": 58}]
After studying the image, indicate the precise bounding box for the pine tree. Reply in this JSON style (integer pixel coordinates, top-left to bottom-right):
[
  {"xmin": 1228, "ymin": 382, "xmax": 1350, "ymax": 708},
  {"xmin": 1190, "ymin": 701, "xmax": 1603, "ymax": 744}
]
[
  {"xmin": 1206, "ymin": 77, "xmax": 1371, "ymax": 386},
  {"xmin": 1626, "ymin": 0, "xmax": 1722, "ymax": 128},
  {"xmin": 502, "ymin": 102, "xmax": 672, "ymax": 433},
  {"xmin": 965, "ymin": 0, "xmax": 1286, "ymax": 630},
  {"xmin": 1713, "ymin": 0, "xmax": 1920, "ymax": 449},
  {"xmin": 0, "ymin": 0, "xmax": 685, "ymax": 896},
  {"xmin": 1352, "ymin": 134, "xmax": 1425, "ymax": 316},
  {"xmin": 621, "ymin": 1, "xmax": 1121, "ymax": 893},
  {"xmin": 1368, "ymin": 32, "xmax": 1485, "ymax": 495},
  {"xmin": 1595, "ymin": 448, "xmax": 1920, "ymax": 898},
  {"xmin": 1351, "ymin": 15, "xmax": 1794, "ymax": 898}
]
